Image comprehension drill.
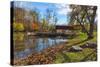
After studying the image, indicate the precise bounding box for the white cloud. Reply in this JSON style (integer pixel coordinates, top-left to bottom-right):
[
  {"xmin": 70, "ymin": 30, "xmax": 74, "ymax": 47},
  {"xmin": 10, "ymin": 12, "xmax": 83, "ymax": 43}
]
[
  {"xmin": 14, "ymin": 1, "xmax": 35, "ymax": 11},
  {"xmin": 55, "ymin": 4, "xmax": 72, "ymax": 15},
  {"xmin": 57, "ymin": 8, "xmax": 68, "ymax": 15}
]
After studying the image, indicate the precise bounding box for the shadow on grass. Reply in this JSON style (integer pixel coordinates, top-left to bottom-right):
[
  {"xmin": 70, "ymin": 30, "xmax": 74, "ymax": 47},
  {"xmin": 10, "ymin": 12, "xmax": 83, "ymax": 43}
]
[
  {"xmin": 81, "ymin": 49, "xmax": 97, "ymax": 61},
  {"xmin": 67, "ymin": 38, "xmax": 92, "ymax": 48},
  {"xmin": 58, "ymin": 38, "xmax": 92, "ymax": 62},
  {"xmin": 59, "ymin": 49, "xmax": 97, "ymax": 63}
]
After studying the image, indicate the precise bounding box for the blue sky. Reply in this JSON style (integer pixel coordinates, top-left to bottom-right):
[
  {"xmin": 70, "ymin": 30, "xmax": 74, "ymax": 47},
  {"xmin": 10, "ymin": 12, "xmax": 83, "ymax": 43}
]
[{"xmin": 13, "ymin": 1, "xmax": 71, "ymax": 25}]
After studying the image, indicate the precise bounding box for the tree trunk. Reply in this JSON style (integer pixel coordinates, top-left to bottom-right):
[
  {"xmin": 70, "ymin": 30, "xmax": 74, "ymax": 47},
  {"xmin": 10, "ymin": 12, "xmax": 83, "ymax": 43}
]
[{"xmin": 88, "ymin": 6, "xmax": 97, "ymax": 39}]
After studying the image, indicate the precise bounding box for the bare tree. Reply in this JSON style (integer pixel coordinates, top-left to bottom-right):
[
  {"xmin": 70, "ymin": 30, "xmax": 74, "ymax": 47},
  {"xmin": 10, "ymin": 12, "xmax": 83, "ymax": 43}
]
[{"xmin": 69, "ymin": 5, "xmax": 97, "ymax": 39}]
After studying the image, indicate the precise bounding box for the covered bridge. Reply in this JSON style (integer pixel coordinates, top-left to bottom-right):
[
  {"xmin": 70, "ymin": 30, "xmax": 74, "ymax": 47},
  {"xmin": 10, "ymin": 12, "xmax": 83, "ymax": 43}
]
[{"xmin": 56, "ymin": 25, "xmax": 81, "ymax": 33}]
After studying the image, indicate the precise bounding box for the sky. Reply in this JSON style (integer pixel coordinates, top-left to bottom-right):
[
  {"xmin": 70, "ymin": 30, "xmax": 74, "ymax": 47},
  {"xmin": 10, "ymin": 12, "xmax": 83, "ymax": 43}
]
[{"xmin": 13, "ymin": 1, "xmax": 72, "ymax": 25}]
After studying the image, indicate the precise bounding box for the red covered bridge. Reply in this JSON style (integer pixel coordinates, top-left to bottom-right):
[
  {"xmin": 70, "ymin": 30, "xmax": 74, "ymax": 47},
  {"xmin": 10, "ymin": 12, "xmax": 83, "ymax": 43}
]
[{"xmin": 56, "ymin": 25, "xmax": 81, "ymax": 33}]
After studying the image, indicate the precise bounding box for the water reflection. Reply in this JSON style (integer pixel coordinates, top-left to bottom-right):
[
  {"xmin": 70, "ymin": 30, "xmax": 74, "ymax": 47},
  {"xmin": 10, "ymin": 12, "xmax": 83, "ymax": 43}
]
[{"xmin": 14, "ymin": 33, "xmax": 67, "ymax": 59}]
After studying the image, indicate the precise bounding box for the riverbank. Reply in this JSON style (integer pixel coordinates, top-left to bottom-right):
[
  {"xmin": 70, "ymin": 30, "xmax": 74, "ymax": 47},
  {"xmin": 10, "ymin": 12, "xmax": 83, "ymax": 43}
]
[
  {"xmin": 54, "ymin": 32, "xmax": 97, "ymax": 63},
  {"xmin": 13, "ymin": 32, "xmax": 97, "ymax": 65}
]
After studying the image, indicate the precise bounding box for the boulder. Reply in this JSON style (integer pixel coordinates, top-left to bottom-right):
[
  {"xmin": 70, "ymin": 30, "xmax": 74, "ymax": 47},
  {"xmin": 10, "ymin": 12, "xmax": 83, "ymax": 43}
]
[
  {"xmin": 87, "ymin": 42, "xmax": 97, "ymax": 48},
  {"xmin": 69, "ymin": 46, "xmax": 83, "ymax": 52},
  {"xmin": 81, "ymin": 42, "xmax": 97, "ymax": 49}
]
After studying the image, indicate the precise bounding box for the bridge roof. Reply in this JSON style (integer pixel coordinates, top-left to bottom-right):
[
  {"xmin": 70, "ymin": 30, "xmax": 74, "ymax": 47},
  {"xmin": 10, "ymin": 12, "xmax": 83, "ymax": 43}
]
[{"xmin": 56, "ymin": 25, "xmax": 74, "ymax": 30}]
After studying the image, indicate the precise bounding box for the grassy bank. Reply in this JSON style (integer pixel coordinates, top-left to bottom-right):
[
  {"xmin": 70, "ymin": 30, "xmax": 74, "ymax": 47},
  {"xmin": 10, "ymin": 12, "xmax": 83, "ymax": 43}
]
[{"xmin": 54, "ymin": 32, "xmax": 97, "ymax": 63}]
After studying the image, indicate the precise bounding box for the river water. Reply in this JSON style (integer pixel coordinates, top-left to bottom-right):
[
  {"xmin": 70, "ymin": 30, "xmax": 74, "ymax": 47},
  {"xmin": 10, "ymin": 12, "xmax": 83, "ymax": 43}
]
[{"xmin": 13, "ymin": 33, "xmax": 67, "ymax": 60}]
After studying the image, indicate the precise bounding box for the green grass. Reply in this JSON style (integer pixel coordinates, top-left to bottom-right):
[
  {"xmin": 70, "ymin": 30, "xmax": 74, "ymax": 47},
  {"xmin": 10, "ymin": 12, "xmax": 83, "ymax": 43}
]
[
  {"xmin": 54, "ymin": 48, "xmax": 97, "ymax": 63},
  {"xmin": 66, "ymin": 32, "xmax": 97, "ymax": 47},
  {"xmin": 54, "ymin": 32, "xmax": 97, "ymax": 63},
  {"xmin": 65, "ymin": 48, "xmax": 96, "ymax": 62}
]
